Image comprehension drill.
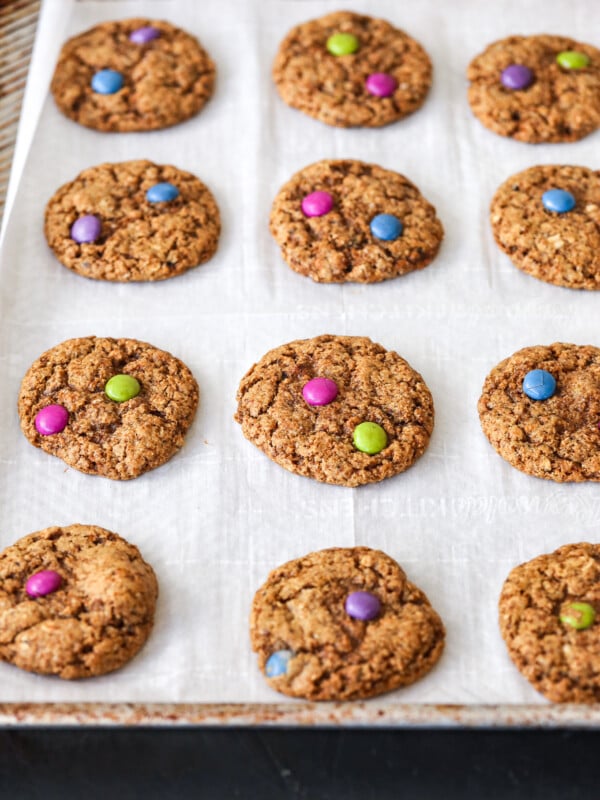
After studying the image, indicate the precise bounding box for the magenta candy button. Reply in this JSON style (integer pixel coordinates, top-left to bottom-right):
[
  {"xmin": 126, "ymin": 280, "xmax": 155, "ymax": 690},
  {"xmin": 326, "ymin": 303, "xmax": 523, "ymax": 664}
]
[
  {"xmin": 26, "ymin": 570, "xmax": 62, "ymax": 598},
  {"xmin": 71, "ymin": 214, "xmax": 101, "ymax": 244},
  {"xmin": 301, "ymin": 191, "xmax": 334, "ymax": 218},
  {"xmin": 302, "ymin": 377, "xmax": 338, "ymax": 406},
  {"xmin": 129, "ymin": 26, "xmax": 160, "ymax": 44},
  {"xmin": 345, "ymin": 591, "xmax": 381, "ymax": 621},
  {"xmin": 365, "ymin": 72, "xmax": 398, "ymax": 97},
  {"xmin": 34, "ymin": 404, "xmax": 69, "ymax": 436}
]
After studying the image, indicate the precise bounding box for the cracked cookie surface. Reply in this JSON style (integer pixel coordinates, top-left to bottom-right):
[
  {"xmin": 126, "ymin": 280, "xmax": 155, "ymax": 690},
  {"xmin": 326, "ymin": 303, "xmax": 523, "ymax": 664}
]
[
  {"xmin": 468, "ymin": 34, "xmax": 600, "ymax": 143},
  {"xmin": 45, "ymin": 160, "xmax": 220, "ymax": 282},
  {"xmin": 490, "ymin": 164, "xmax": 600, "ymax": 290},
  {"xmin": 234, "ymin": 335, "xmax": 434, "ymax": 487},
  {"xmin": 251, "ymin": 547, "xmax": 445, "ymax": 701},
  {"xmin": 270, "ymin": 160, "xmax": 443, "ymax": 283},
  {"xmin": 18, "ymin": 336, "xmax": 199, "ymax": 480},
  {"xmin": 478, "ymin": 343, "xmax": 600, "ymax": 482},
  {"xmin": 273, "ymin": 10, "xmax": 432, "ymax": 128},
  {"xmin": 499, "ymin": 543, "xmax": 600, "ymax": 703},
  {"xmin": 0, "ymin": 524, "xmax": 158, "ymax": 679},
  {"xmin": 51, "ymin": 18, "xmax": 215, "ymax": 132}
]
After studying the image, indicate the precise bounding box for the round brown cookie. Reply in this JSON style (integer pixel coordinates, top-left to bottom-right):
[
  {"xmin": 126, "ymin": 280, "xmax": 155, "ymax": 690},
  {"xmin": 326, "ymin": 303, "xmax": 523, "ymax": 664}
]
[
  {"xmin": 0, "ymin": 524, "xmax": 158, "ymax": 679},
  {"xmin": 234, "ymin": 335, "xmax": 434, "ymax": 487},
  {"xmin": 18, "ymin": 336, "xmax": 199, "ymax": 480},
  {"xmin": 50, "ymin": 18, "xmax": 215, "ymax": 132},
  {"xmin": 490, "ymin": 164, "xmax": 600, "ymax": 290},
  {"xmin": 273, "ymin": 11, "xmax": 432, "ymax": 128},
  {"xmin": 467, "ymin": 34, "xmax": 600, "ymax": 143},
  {"xmin": 478, "ymin": 343, "xmax": 600, "ymax": 482},
  {"xmin": 251, "ymin": 547, "xmax": 445, "ymax": 701},
  {"xmin": 45, "ymin": 160, "xmax": 220, "ymax": 282},
  {"xmin": 499, "ymin": 543, "xmax": 600, "ymax": 703},
  {"xmin": 270, "ymin": 160, "xmax": 443, "ymax": 284}
]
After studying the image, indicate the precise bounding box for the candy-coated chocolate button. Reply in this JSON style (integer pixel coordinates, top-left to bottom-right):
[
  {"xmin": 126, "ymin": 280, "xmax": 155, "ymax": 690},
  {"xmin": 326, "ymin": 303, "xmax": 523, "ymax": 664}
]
[
  {"xmin": 556, "ymin": 50, "xmax": 590, "ymax": 69},
  {"xmin": 265, "ymin": 649, "xmax": 293, "ymax": 677},
  {"xmin": 301, "ymin": 191, "xmax": 334, "ymax": 218},
  {"xmin": 71, "ymin": 214, "xmax": 101, "ymax": 244},
  {"xmin": 34, "ymin": 404, "xmax": 69, "ymax": 436},
  {"xmin": 365, "ymin": 72, "xmax": 398, "ymax": 97},
  {"xmin": 26, "ymin": 570, "xmax": 62, "ymax": 598},
  {"xmin": 302, "ymin": 377, "xmax": 338, "ymax": 406},
  {"xmin": 542, "ymin": 189, "xmax": 576, "ymax": 213},
  {"xmin": 91, "ymin": 69, "xmax": 124, "ymax": 94},
  {"xmin": 345, "ymin": 591, "xmax": 381, "ymax": 621},
  {"xmin": 353, "ymin": 421, "xmax": 387, "ymax": 454},
  {"xmin": 146, "ymin": 182, "xmax": 180, "ymax": 203},
  {"xmin": 560, "ymin": 602, "xmax": 596, "ymax": 630},
  {"xmin": 522, "ymin": 369, "xmax": 556, "ymax": 401},
  {"xmin": 370, "ymin": 213, "xmax": 403, "ymax": 241},
  {"xmin": 105, "ymin": 374, "xmax": 141, "ymax": 402},
  {"xmin": 129, "ymin": 26, "xmax": 160, "ymax": 44},
  {"xmin": 500, "ymin": 64, "xmax": 534, "ymax": 90},
  {"xmin": 326, "ymin": 32, "xmax": 359, "ymax": 56}
]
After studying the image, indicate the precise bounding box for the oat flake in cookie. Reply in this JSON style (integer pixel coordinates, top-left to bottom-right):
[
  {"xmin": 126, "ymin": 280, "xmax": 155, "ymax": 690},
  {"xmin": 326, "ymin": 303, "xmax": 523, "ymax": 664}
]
[
  {"xmin": 273, "ymin": 11, "xmax": 432, "ymax": 128},
  {"xmin": 270, "ymin": 160, "xmax": 443, "ymax": 283},
  {"xmin": 490, "ymin": 164, "xmax": 600, "ymax": 290},
  {"xmin": 499, "ymin": 543, "xmax": 600, "ymax": 703},
  {"xmin": 45, "ymin": 160, "xmax": 220, "ymax": 282},
  {"xmin": 51, "ymin": 19, "xmax": 215, "ymax": 132},
  {"xmin": 478, "ymin": 343, "xmax": 600, "ymax": 482},
  {"xmin": 234, "ymin": 335, "xmax": 434, "ymax": 487},
  {"xmin": 251, "ymin": 547, "xmax": 445, "ymax": 701},
  {"xmin": 468, "ymin": 34, "xmax": 600, "ymax": 143},
  {"xmin": 0, "ymin": 524, "xmax": 158, "ymax": 679},
  {"xmin": 18, "ymin": 337, "xmax": 199, "ymax": 480}
]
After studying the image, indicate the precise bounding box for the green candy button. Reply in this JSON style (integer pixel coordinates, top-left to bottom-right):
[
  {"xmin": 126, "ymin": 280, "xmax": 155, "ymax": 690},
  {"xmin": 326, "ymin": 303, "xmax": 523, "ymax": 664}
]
[
  {"xmin": 105, "ymin": 374, "xmax": 141, "ymax": 403},
  {"xmin": 326, "ymin": 32, "xmax": 359, "ymax": 56},
  {"xmin": 353, "ymin": 421, "xmax": 387, "ymax": 455},
  {"xmin": 556, "ymin": 50, "xmax": 590, "ymax": 69},
  {"xmin": 560, "ymin": 602, "xmax": 596, "ymax": 630}
]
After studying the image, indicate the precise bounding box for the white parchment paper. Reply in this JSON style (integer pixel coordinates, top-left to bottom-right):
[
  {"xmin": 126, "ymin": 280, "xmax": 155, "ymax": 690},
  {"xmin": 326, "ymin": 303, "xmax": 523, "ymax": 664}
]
[{"xmin": 1, "ymin": 0, "xmax": 599, "ymax": 705}]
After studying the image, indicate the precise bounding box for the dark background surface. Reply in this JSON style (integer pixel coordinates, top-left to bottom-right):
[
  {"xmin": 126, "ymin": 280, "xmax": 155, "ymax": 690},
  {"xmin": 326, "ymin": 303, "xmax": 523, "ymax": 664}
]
[{"xmin": 1, "ymin": 726, "xmax": 599, "ymax": 799}]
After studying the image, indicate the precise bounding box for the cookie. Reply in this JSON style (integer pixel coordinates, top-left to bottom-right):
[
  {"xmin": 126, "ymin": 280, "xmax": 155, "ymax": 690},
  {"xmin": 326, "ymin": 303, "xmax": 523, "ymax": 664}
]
[
  {"xmin": 490, "ymin": 164, "xmax": 600, "ymax": 290},
  {"xmin": 251, "ymin": 546, "xmax": 444, "ymax": 701},
  {"xmin": 499, "ymin": 543, "xmax": 600, "ymax": 703},
  {"xmin": 0, "ymin": 524, "xmax": 158, "ymax": 679},
  {"xmin": 270, "ymin": 160, "xmax": 443, "ymax": 283},
  {"xmin": 50, "ymin": 18, "xmax": 215, "ymax": 132},
  {"xmin": 478, "ymin": 343, "xmax": 600, "ymax": 482},
  {"xmin": 18, "ymin": 336, "xmax": 199, "ymax": 480},
  {"xmin": 234, "ymin": 335, "xmax": 434, "ymax": 487},
  {"xmin": 45, "ymin": 160, "xmax": 220, "ymax": 282},
  {"xmin": 467, "ymin": 35, "xmax": 600, "ymax": 143},
  {"xmin": 273, "ymin": 11, "xmax": 432, "ymax": 128}
]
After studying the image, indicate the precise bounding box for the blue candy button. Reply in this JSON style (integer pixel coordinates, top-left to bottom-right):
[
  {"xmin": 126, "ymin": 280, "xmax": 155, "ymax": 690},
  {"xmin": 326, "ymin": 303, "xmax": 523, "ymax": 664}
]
[
  {"xmin": 370, "ymin": 213, "xmax": 403, "ymax": 241},
  {"xmin": 542, "ymin": 189, "xmax": 576, "ymax": 214},
  {"xmin": 265, "ymin": 649, "xmax": 293, "ymax": 678},
  {"xmin": 146, "ymin": 183, "xmax": 180, "ymax": 203},
  {"xmin": 91, "ymin": 69, "xmax": 124, "ymax": 95},
  {"xmin": 523, "ymin": 369, "xmax": 556, "ymax": 401}
]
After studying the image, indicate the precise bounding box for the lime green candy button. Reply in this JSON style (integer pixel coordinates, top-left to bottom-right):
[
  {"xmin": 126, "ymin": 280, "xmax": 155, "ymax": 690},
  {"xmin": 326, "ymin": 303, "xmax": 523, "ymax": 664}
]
[
  {"xmin": 560, "ymin": 602, "xmax": 596, "ymax": 630},
  {"xmin": 105, "ymin": 374, "xmax": 141, "ymax": 403},
  {"xmin": 353, "ymin": 421, "xmax": 387, "ymax": 454},
  {"xmin": 556, "ymin": 50, "xmax": 590, "ymax": 69},
  {"xmin": 326, "ymin": 32, "xmax": 359, "ymax": 56}
]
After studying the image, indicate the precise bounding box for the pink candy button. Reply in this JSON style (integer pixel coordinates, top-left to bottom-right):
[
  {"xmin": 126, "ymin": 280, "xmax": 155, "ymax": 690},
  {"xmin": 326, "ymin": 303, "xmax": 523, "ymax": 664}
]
[
  {"xmin": 301, "ymin": 191, "xmax": 334, "ymax": 218},
  {"xmin": 34, "ymin": 404, "xmax": 69, "ymax": 436},
  {"xmin": 302, "ymin": 377, "xmax": 338, "ymax": 406},
  {"xmin": 365, "ymin": 73, "xmax": 398, "ymax": 97},
  {"xmin": 26, "ymin": 570, "xmax": 62, "ymax": 598}
]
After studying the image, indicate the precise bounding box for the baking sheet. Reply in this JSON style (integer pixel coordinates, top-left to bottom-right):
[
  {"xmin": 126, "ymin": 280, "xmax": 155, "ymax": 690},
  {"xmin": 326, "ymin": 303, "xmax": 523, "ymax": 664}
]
[{"xmin": 0, "ymin": 0, "xmax": 599, "ymax": 717}]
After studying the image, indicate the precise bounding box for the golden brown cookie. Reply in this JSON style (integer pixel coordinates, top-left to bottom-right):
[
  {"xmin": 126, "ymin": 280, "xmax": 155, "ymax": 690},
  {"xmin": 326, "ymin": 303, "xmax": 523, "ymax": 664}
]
[
  {"xmin": 18, "ymin": 336, "xmax": 199, "ymax": 480},
  {"xmin": 273, "ymin": 11, "xmax": 432, "ymax": 128},
  {"xmin": 478, "ymin": 343, "xmax": 600, "ymax": 482},
  {"xmin": 0, "ymin": 524, "xmax": 158, "ymax": 680},
  {"xmin": 51, "ymin": 18, "xmax": 215, "ymax": 132},
  {"xmin": 499, "ymin": 543, "xmax": 600, "ymax": 703},
  {"xmin": 490, "ymin": 164, "xmax": 600, "ymax": 290},
  {"xmin": 468, "ymin": 34, "xmax": 600, "ymax": 143},
  {"xmin": 234, "ymin": 335, "xmax": 434, "ymax": 487},
  {"xmin": 251, "ymin": 546, "xmax": 445, "ymax": 701},
  {"xmin": 44, "ymin": 160, "xmax": 220, "ymax": 282},
  {"xmin": 270, "ymin": 159, "xmax": 443, "ymax": 284}
]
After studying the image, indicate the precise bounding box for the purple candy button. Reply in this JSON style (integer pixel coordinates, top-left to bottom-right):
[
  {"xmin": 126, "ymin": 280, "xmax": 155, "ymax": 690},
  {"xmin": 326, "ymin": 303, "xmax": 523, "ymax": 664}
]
[
  {"xmin": 71, "ymin": 214, "xmax": 101, "ymax": 244},
  {"xmin": 302, "ymin": 377, "xmax": 338, "ymax": 406},
  {"xmin": 26, "ymin": 570, "xmax": 62, "ymax": 598},
  {"xmin": 34, "ymin": 404, "xmax": 69, "ymax": 436},
  {"xmin": 301, "ymin": 191, "xmax": 334, "ymax": 218},
  {"xmin": 365, "ymin": 72, "xmax": 398, "ymax": 97},
  {"xmin": 129, "ymin": 26, "xmax": 161, "ymax": 44},
  {"xmin": 345, "ymin": 591, "xmax": 381, "ymax": 621},
  {"xmin": 500, "ymin": 64, "xmax": 534, "ymax": 90}
]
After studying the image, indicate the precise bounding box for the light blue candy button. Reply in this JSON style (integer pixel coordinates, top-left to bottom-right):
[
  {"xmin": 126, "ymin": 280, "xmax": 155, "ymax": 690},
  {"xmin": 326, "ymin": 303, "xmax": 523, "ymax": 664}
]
[{"xmin": 265, "ymin": 649, "xmax": 293, "ymax": 678}]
